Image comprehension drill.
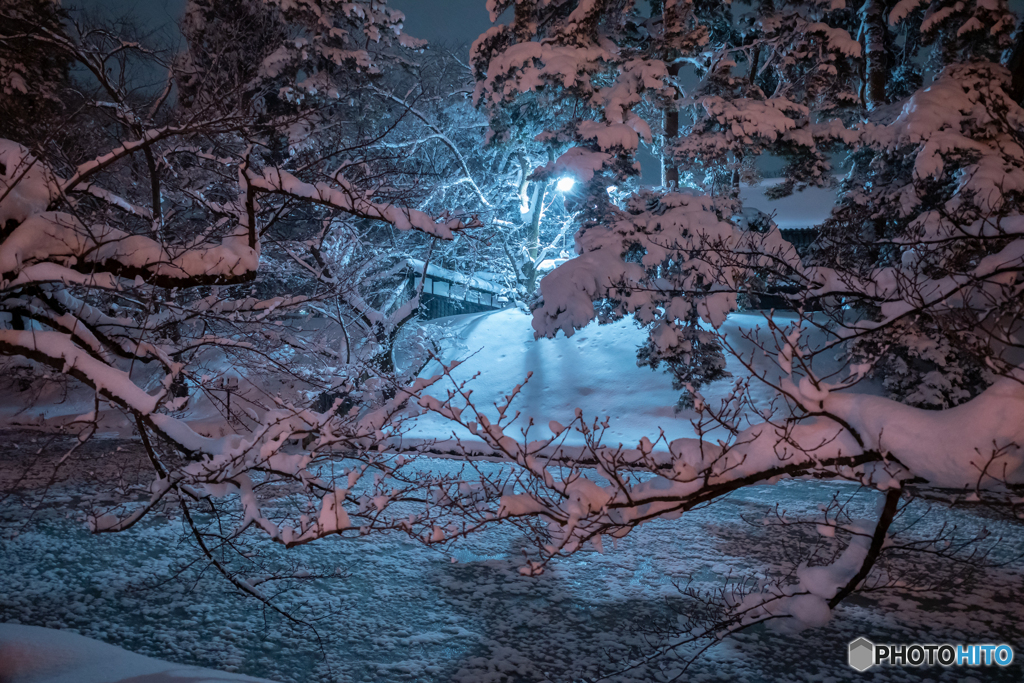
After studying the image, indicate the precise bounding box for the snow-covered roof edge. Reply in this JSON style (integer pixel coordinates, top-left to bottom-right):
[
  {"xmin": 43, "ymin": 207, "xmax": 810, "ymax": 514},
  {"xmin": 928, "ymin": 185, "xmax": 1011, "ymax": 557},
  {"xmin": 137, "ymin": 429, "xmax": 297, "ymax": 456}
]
[{"xmin": 403, "ymin": 258, "xmax": 502, "ymax": 294}]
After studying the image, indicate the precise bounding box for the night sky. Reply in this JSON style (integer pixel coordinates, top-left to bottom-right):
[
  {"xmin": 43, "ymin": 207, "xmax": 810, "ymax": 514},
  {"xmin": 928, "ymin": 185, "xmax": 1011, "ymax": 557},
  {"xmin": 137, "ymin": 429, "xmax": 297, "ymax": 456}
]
[
  {"xmin": 76, "ymin": 0, "xmax": 497, "ymax": 52},
  {"xmin": 391, "ymin": 0, "xmax": 495, "ymax": 47}
]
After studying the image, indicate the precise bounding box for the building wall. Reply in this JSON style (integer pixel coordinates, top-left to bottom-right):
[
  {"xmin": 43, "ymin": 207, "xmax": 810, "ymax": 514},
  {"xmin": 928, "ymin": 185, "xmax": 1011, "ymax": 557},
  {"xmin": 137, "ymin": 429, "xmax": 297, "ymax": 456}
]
[
  {"xmin": 418, "ymin": 293, "xmax": 499, "ymax": 320},
  {"xmin": 406, "ymin": 274, "xmax": 503, "ymax": 321}
]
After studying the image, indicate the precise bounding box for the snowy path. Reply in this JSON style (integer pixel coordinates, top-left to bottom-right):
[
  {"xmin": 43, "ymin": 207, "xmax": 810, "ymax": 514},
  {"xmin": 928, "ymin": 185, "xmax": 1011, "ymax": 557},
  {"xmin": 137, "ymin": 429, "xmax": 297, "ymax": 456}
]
[
  {"xmin": 408, "ymin": 308, "xmax": 814, "ymax": 451},
  {"xmin": 1, "ymin": 432, "xmax": 1022, "ymax": 683}
]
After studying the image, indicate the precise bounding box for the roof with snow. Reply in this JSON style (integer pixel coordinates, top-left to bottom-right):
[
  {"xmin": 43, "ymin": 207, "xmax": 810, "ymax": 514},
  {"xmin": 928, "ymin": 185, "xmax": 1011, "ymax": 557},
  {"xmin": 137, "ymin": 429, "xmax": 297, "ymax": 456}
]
[{"xmin": 403, "ymin": 258, "xmax": 502, "ymax": 294}]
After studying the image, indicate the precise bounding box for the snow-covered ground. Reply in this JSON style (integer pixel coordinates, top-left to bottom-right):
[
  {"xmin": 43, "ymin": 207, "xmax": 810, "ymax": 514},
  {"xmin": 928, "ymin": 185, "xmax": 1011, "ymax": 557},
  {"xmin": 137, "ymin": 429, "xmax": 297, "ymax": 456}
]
[
  {"xmin": 1, "ymin": 440, "xmax": 1021, "ymax": 683},
  {"xmin": 408, "ymin": 307, "xmax": 847, "ymax": 452},
  {"xmin": 739, "ymin": 178, "xmax": 836, "ymax": 230},
  {"xmin": 0, "ymin": 265, "xmax": 1021, "ymax": 683},
  {"xmin": 0, "ymin": 623, "xmax": 279, "ymax": 683},
  {"xmin": 2, "ymin": 306, "xmax": 1023, "ymax": 683},
  {"xmin": 410, "ymin": 307, "xmax": 697, "ymax": 448},
  {"xmin": 0, "ymin": 306, "xmax": 796, "ymax": 452},
  {"xmin": 415, "ymin": 309, "xmax": 752, "ymax": 443}
]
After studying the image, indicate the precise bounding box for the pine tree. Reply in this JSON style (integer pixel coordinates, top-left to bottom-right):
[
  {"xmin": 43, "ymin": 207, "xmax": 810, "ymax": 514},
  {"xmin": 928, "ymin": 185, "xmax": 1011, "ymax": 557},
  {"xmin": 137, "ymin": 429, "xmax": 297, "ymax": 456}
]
[
  {"xmin": 0, "ymin": 0, "xmax": 71, "ymax": 141},
  {"xmin": 813, "ymin": 0, "xmax": 1023, "ymax": 408}
]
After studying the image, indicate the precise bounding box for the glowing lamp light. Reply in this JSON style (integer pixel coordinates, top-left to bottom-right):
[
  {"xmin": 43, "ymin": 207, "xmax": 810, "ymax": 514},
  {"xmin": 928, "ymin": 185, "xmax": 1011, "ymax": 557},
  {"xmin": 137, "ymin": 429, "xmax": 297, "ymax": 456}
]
[{"xmin": 555, "ymin": 176, "xmax": 576, "ymax": 192}]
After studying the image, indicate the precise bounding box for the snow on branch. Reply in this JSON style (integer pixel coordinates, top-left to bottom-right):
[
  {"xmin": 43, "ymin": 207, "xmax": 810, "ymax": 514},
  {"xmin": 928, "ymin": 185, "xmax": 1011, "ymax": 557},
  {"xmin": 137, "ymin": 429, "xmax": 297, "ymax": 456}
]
[{"xmin": 245, "ymin": 166, "xmax": 478, "ymax": 239}]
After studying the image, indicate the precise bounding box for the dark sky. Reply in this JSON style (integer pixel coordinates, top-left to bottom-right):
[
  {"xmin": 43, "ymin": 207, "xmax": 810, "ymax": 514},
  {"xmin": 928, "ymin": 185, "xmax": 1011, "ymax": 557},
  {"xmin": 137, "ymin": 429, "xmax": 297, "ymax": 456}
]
[
  {"xmin": 74, "ymin": 0, "xmax": 186, "ymax": 36},
  {"xmin": 76, "ymin": 0, "xmax": 497, "ymax": 53},
  {"xmin": 390, "ymin": 0, "xmax": 496, "ymax": 48}
]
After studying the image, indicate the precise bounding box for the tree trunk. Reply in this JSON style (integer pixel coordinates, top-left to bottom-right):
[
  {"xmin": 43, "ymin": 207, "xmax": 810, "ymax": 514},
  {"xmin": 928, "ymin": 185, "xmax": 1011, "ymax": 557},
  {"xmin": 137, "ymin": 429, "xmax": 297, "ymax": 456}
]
[
  {"xmin": 862, "ymin": 0, "xmax": 888, "ymax": 110},
  {"xmin": 1005, "ymin": 28, "xmax": 1024, "ymax": 104},
  {"xmin": 524, "ymin": 179, "xmax": 548, "ymax": 294},
  {"xmin": 662, "ymin": 0, "xmax": 685, "ymax": 187},
  {"xmin": 143, "ymin": 145, "xmax": 162, "ymax": 232},
  {"xmin": 663, "ymin": 62, "xmax": 681, "ymax": 188},
  {"xmin": 828, "ymin": 488, "xmax": 902, "ymax": 608}
]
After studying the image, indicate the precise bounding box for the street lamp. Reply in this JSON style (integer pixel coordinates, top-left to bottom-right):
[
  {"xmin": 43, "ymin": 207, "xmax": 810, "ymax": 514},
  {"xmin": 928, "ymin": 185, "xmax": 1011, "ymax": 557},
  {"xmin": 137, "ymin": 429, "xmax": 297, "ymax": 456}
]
[{"xmin": 555, "ymin": 176, "xmax": 576, "ymax": 193}]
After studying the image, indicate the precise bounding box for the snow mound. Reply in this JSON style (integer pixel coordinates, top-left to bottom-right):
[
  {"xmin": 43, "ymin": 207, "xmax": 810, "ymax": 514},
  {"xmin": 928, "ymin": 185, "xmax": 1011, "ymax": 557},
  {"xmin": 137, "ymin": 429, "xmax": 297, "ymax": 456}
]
[{"xmin": 0, "ymin": 623, "xmax": 280, "ymax": 683}]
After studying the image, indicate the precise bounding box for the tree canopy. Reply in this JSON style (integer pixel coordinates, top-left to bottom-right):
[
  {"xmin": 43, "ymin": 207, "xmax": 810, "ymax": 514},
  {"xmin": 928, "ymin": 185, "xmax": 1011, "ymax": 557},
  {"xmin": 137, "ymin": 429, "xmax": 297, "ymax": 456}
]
[{"xmin": 1, "ymin": 0, "xmax": 1023, "ymax": 670}]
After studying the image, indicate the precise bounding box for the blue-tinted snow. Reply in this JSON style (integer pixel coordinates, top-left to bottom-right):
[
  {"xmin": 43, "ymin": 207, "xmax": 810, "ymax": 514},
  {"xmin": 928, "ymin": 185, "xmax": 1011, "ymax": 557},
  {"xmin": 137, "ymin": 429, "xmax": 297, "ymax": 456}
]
[{"xmin": 1, "ymin": 437, "xmax": 1021, "ymax": 683}]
